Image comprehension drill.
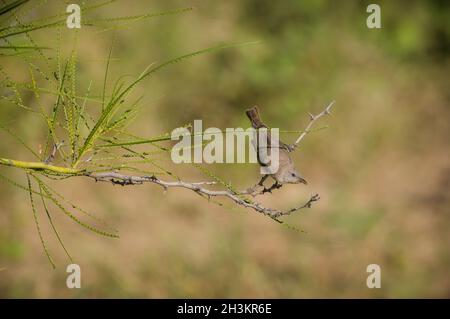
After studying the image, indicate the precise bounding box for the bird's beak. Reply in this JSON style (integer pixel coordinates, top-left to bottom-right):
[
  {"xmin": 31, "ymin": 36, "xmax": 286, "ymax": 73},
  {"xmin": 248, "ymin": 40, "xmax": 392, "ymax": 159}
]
[{"xmin": 299, "ymin": 177, "xmax": 308, "ymax": 185}]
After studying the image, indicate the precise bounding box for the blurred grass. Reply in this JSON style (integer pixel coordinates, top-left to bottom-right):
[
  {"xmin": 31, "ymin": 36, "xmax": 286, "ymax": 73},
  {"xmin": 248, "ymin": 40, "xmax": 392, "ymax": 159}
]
[{"xmin": 0, "ymin": 0, "xmax": 449, "ymax": 297}]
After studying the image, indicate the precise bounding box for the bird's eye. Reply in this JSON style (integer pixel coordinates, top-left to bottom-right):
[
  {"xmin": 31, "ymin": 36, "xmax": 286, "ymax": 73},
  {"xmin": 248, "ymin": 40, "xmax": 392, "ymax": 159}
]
[{"xmin": 291, "ymin": 173, "xmax": 296, "ymax": 177}]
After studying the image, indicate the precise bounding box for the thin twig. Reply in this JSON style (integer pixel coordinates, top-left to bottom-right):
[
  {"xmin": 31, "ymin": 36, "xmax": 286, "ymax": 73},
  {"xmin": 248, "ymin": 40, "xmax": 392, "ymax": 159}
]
[
  {"xmin": 292, "ymin": 101, "xmax": 335, "ymax": 149},
  {"xmin": 271, "ymin": 194, "xmax": 320, "ymax": 218}
]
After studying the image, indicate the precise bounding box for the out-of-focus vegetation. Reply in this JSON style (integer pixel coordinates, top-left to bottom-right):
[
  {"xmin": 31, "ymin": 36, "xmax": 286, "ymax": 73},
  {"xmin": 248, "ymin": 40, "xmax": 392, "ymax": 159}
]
[{"xmin": 0, "ymin": 0, "xmax": 449, "ymax": 297}]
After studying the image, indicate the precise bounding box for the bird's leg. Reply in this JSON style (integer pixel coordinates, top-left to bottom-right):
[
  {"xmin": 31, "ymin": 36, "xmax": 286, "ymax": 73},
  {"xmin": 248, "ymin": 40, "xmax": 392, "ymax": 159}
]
[
  {"xmin": 246, "ymin": 175, "xmax": 269, "ymax": 195},
  {"xmin": 258, "ymin": 174, "xmax": 269, "ymax": 186}
]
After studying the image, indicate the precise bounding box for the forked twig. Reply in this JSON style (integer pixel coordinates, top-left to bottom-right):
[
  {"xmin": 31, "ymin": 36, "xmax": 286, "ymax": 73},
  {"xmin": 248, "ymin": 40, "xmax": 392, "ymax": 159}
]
[
  {"xmin": 292, "ymin": 100, "xmax": 334, "ymax": 149},
  {"xmin": 44, "ymin": 141, "xmax": 64, "ymax": 164}
]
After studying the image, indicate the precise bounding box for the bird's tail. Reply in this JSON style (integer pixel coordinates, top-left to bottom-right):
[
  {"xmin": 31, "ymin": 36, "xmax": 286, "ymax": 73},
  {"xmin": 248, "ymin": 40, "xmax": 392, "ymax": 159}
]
[{"xmin": 246, "ymin": 106, "xmax": 266, "ymax": 129}]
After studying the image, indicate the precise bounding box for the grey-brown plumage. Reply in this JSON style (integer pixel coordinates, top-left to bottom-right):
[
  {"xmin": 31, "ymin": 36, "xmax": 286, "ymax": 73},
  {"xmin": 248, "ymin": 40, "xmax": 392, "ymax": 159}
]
[{"xmin": 246, "ymin": 106, "xmax": 307, "ymax": 185}]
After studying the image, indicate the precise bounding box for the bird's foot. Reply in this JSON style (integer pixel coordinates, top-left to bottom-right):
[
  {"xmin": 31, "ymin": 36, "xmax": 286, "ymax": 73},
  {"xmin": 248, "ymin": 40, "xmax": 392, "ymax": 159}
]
[{"xmin": 262, "ymin": 182, "xmax": 282, "ymax": 194}]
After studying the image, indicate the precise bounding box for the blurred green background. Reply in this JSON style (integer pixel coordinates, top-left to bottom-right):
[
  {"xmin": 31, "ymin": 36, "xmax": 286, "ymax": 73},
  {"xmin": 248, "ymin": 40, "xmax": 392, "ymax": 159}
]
[{"xmin": 0, "ymin": 0, "xmax": 449, "ymax": 297}]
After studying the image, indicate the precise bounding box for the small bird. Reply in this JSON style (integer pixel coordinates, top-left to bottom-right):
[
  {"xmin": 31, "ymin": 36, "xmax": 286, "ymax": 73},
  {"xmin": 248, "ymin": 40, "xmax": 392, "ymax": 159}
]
[{"xmin": 246, "ymin": 106, "xmax": 307, "ymax": 190}]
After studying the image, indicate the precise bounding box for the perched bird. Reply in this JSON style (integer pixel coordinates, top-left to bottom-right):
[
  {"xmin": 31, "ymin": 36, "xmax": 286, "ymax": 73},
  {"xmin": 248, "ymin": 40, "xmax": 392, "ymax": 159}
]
[{"xmin": 246, "ymin": 106, "xmax": 307, "ymax": 189}]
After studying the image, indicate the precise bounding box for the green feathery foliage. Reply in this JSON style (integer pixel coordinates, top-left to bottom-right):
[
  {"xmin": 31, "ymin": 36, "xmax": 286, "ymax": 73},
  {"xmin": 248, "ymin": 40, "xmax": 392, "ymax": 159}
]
[{"xmin": 0, "ymin": 0, "xmax": 264, "ymax": 266}]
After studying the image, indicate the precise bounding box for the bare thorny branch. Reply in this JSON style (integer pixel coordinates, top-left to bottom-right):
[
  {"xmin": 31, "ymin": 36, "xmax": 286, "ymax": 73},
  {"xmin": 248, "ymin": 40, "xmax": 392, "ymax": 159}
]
[
  {"xmin": 88, "ymin": 171, "xmax": 323, "ymax": 220},
  {"xmin": 292, "ymin": 100, "xmax": 335, "ymax": 148}
]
